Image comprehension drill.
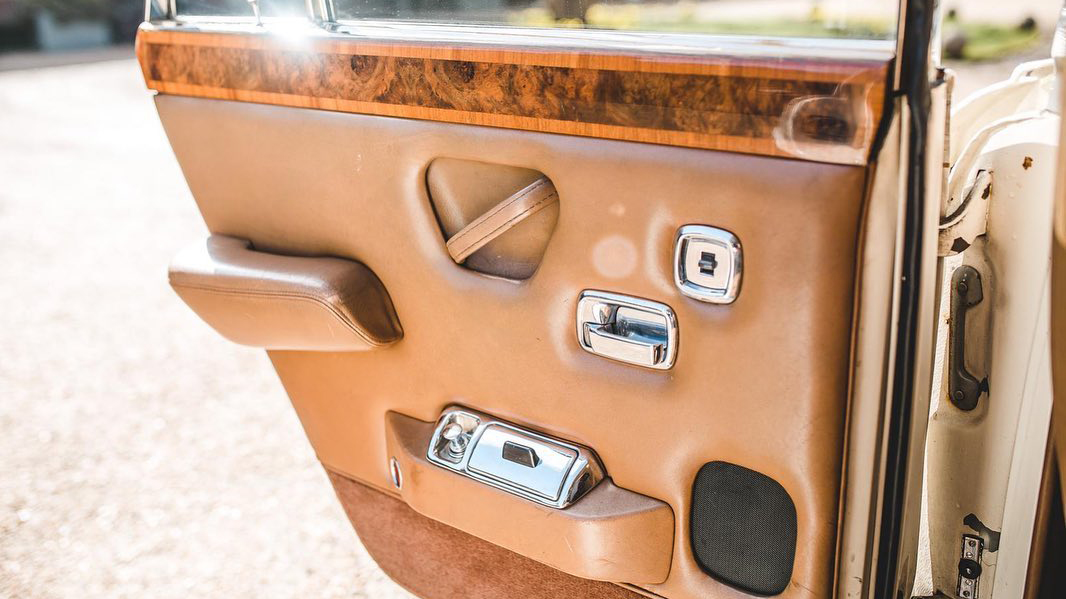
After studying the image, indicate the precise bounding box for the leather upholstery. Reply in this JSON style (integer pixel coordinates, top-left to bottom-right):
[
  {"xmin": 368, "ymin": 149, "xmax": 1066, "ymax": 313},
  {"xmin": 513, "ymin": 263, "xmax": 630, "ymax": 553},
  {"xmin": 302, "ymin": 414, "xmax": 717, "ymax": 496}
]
[
  {"xmin": 445, "ymin": 176, "xmax": 559, "ymax": 264},
  {"xmin": 156, "ymin": 95, "xmax": 866, "ymax": 599},
  {"xmin": 169, "ymin": 235, "xmax": 402, "ymax": 350},
  {"xmin": 328, "ymin": 471, "xmax": 646, "ymax": 599},
  {"xmin": 427, "ymin": 158, "xmax": 559, "ymax": 280},
  {"xmin": 385, "ymin": 411, "xmax": 675, "ymax": 583}
]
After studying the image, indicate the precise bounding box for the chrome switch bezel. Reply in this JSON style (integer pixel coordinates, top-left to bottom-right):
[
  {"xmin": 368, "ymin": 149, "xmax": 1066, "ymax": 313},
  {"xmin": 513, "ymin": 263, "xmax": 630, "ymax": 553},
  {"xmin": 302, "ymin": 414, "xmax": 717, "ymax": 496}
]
[
  {"xmin": 674, "ymin": 224, "xmax": 743, "ymax": 304},
  {"xmin": 426, "ymin": 407, "xmax": 605, "ymax": 509}
]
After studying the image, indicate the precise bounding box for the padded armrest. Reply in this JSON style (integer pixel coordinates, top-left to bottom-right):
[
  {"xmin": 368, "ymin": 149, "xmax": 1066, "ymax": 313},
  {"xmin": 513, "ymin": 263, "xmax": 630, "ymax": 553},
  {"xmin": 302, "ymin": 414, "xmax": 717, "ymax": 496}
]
[
  {"xmin": 383, "ymin": 411, "xmax": 675, "ymax": 584},
  {"xmin": 169, "ymin": 235, "xmax": 402, "ymax": 351}
]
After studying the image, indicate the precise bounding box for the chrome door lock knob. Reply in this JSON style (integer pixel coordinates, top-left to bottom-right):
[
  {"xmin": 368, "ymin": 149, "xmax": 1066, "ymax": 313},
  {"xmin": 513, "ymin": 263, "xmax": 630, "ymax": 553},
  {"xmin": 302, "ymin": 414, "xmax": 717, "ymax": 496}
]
[{"xmin": 441, "ymin": 422, "xmax": 469, "ymax": 458}]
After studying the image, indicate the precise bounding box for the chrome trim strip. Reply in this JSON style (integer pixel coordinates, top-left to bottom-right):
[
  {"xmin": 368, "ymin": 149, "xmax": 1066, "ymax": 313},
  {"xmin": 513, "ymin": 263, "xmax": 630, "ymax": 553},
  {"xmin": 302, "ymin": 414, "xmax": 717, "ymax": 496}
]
[{"xmin": 143, "ymin": 17, "xmax": 894, "ymax": 64}]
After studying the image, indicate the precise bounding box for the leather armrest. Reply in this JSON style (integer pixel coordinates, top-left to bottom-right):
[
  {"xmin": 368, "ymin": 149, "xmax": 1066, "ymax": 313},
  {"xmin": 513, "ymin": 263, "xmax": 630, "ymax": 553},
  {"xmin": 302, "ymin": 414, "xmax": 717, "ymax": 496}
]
[
  {"xmin": 169, "ymin": 235, "xmax": 402, "ymax": 351},
  {"xmin": 382, "ymin": 411, "xmax": 675, "ymax": 584}
]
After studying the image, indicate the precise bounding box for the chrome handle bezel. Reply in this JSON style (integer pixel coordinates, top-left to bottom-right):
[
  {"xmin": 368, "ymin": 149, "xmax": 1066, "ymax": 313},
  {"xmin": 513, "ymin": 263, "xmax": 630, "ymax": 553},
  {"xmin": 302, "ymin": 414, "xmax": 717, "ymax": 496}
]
[
  {"xmin": 576, "ymin": 290, "xmax": 678, "ymax": 370},
  {"xmin": 426, "ymin": 407, "xmax": 605, "ymax": 509}
]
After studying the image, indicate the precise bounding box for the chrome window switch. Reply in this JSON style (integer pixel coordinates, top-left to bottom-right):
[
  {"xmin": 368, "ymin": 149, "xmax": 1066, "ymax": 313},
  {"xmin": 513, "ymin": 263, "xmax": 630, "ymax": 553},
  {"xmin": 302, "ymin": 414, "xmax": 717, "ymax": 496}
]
[{"xmin": 674, "ymin": 224, "xmax": 742, "ymax": 304}]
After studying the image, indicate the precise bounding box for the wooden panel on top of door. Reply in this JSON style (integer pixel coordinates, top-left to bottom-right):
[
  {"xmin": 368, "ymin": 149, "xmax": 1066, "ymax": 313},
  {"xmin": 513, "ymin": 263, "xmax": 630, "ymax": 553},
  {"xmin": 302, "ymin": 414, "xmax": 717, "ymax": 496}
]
[{"xmin": 136, "ymin": 22, "xmax": 891, "ymax": 165}]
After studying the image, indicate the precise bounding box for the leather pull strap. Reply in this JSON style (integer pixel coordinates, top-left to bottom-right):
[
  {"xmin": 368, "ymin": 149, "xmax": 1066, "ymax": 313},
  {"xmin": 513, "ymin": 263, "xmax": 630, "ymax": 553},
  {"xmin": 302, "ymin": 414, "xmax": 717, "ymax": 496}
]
[{"xmin": 445, "ymin": 176, "xmax": 559, "ymax": 264}]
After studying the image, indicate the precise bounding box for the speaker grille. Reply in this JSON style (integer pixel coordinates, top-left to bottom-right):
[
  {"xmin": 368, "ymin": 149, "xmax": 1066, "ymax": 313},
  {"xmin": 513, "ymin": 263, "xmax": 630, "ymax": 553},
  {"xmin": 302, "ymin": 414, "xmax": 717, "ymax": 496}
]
[{"xmin": 690, "ymin": 461, "xmax": 798, "ymax": 595}]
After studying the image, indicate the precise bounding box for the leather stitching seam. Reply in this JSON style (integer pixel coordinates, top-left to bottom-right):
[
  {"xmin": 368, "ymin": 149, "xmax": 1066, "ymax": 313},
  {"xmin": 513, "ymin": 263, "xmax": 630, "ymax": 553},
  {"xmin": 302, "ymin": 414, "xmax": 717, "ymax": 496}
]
[
  {"xmin": 450, "ymin": 190, "xmax": 558, "ymax": 262},
  {"xmin": 446, "ymin": 178, "xmax": 558, "ymax": 263},
  {"xmin": 446, "ymin": 177, "xmax": 553, "ymax": 248}
]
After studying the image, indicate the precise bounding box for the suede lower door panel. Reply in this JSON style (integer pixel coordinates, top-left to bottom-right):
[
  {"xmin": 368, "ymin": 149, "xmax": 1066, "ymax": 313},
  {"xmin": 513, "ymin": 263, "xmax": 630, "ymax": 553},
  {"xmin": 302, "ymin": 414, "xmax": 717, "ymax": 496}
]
[
  {"xmin": 328, "ymin": 471, "xmax": 646, "ymax": 599},
  {"xmin": 155, "ymin": 95, "xmax": 865, "ymax": 599}
]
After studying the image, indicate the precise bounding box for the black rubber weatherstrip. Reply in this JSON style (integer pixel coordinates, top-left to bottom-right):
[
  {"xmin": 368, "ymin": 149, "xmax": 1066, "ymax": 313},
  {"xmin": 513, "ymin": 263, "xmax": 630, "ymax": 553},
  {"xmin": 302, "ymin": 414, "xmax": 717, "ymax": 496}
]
[{"xmin": 871, "ymin": 0, "xmax": 935, "ymax": 598}]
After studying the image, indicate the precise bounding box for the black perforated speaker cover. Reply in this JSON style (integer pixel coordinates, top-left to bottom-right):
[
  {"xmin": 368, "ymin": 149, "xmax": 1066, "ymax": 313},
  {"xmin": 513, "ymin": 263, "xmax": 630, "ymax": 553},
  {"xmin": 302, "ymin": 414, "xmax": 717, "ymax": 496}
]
[{"xmin": 690, "ymin": 461, "xmax": 798, "ymax": 595}]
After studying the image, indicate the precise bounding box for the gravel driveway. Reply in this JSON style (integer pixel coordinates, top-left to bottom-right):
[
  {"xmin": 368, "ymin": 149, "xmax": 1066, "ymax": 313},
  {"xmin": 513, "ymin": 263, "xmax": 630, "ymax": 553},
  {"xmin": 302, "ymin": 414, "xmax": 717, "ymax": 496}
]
[{"xmin": 0, "ymin": 59, "xmax": 413, "ymax": 599}]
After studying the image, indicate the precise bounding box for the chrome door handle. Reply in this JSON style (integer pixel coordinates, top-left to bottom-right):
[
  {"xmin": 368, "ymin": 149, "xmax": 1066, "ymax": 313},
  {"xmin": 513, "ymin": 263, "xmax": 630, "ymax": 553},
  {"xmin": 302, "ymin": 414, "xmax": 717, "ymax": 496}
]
[
  {"xmin": 576, "ymin": 290, "xmax": 677, "ymax": 370},
  {"xmin": 584, "ymin": 323, "xmax": 664, "ymax": 366}
]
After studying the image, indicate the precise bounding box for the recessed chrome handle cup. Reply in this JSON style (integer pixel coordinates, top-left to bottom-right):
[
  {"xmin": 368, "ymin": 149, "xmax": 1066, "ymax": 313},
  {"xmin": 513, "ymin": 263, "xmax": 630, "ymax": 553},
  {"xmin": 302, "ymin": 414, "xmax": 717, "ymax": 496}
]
[
  {"xmin": 576, "ymin": 290, "xmax": 677, "ymax": 370},
  {"xmin": 584, "ymin": 323, "xmax": 664, "ymax": 366}
]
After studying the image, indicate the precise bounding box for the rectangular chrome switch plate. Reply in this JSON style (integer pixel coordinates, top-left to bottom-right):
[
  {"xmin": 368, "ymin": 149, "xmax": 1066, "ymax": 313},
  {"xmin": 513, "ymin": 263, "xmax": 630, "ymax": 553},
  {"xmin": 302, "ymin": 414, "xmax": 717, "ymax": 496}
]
[
  {"xmin": 674, "ymin": 224, "xmax": 742, "ymax": 304},
  {"xmin": 576, "ymin": 290, "xmax": 678, "ymax": 370},
  {"xmin": 469, "ymin": 425, "xmax": 577, "ymax": 500},
  {"xmin": 426, "ymin": 407, "xmax": 604, "ymax": 509}
]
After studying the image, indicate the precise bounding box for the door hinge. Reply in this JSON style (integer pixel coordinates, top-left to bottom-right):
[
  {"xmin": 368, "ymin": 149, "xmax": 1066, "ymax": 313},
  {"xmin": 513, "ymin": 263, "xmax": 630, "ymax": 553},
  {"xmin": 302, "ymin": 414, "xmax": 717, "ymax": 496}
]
[{"xmin": 957, "ymin": 534, "xmax": 984, "ymax": 599}]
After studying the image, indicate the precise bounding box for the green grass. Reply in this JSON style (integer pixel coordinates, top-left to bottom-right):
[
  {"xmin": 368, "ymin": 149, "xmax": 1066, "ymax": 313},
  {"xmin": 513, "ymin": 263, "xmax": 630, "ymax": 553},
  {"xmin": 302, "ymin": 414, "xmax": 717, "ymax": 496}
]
[
  {"xmin": 945, "ymin": 20, "xmax": 1042, "ymax": 61},
  {"xmin": 509, "ymin": 7, "xmax": 895, "ymax": 40},
  {"xmin": 586, "ymin": 15, "xmax": 892, "ymax": 39},
  {"xmin": 511, "ymin": 8, "xmax": 1043, "ymax": 61}
]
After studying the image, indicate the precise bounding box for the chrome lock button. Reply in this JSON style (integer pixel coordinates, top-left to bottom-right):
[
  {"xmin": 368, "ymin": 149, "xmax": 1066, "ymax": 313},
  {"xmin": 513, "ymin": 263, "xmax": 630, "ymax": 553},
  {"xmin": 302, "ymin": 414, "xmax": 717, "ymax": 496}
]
[
  {"xmin": 430, "ymin": 411, "xmax": 479, "ymax": 464},
  {"xmin": 441, "ymin": 422, "xmax": 469, "ymax": 457},
  {"xmin": 674, "ymin": 224, "xmax": 742, "ymax": 304}
]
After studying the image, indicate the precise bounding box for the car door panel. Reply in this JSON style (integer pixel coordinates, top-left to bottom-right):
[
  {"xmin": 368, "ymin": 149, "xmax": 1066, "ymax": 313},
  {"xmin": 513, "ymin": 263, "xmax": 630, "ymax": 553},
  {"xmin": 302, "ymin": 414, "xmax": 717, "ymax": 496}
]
[
  {"xmin": 128, "ymin": 3, "xmax": 918, "ymax": 593},
  {"xmin": 152, "ymin": 87, "xmax": 868, "ymax": 597}
]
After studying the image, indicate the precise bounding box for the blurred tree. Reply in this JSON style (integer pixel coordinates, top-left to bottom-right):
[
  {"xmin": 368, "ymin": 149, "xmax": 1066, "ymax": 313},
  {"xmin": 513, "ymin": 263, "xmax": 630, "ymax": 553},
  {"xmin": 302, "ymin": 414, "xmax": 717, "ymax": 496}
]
[
  {"xmin": 3, "ymin": 0, "xmax": 143, "ymax": 47},
  {"xmin": 20, "ymin": 0, "xmax": 113, "ymax": 21}
]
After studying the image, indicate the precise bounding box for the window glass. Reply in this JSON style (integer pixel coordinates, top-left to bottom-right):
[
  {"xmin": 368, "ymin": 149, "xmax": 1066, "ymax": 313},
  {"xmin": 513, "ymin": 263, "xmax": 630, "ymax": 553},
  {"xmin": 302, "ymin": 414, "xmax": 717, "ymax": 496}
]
[
  {"xmin": 176, "ymin": 0, "xmax": 307, "ymax": 18},
  {"xmin": 175, "ymin": 0, "xmax": 897, "ymax": 40},
  {"xmin": 333, "ymin": 0, "xmax": 897, "ymax": 39}
]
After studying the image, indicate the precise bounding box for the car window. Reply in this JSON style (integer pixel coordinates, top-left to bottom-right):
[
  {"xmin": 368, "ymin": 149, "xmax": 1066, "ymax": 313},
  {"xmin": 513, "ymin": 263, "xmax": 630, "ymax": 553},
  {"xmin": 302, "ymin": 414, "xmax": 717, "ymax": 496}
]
[
  {"xmin": 175, "ymin": 0, "xmax": 308, "ymax": 18},
  {"xmin": 175, "ymin": 0, "xmax": 897, "ymax": 40}
]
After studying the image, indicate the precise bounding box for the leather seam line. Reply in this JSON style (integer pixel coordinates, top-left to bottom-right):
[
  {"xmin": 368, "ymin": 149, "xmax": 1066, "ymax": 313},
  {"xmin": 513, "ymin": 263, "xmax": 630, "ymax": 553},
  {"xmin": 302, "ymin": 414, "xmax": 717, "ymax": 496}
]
[
  {"xmin": 446, "ymin": 177, "xmax": 552, "ymax": 247},
  {"xmin": 170, "ymin": 281, "xmax": 386, "ymax": 346},
  {"xmin": 450, "ymin": 190, "xmax": 558, "ymax": 262}
]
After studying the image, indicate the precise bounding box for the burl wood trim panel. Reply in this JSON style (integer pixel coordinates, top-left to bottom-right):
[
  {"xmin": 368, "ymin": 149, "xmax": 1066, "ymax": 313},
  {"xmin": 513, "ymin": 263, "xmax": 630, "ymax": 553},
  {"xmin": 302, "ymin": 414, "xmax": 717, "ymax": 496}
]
[{"xmin": 137, "ymin": 25, "xmax": 889, "ymax": 164}]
